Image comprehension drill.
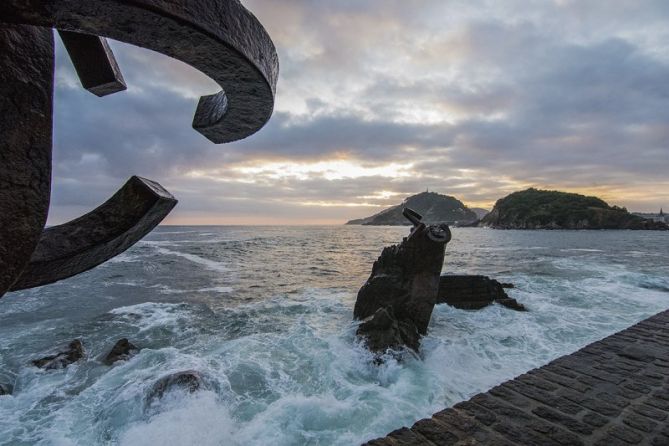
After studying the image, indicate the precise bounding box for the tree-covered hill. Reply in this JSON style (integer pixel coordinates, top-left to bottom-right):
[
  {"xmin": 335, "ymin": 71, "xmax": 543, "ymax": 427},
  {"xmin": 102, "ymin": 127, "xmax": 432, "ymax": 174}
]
[{"xmin": 481, "ymin": 188, "xmax": 668, "ymax": 230}]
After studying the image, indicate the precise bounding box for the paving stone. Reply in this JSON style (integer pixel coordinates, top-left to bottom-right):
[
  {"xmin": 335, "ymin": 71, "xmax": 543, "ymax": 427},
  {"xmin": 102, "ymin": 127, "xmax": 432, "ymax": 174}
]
[
  {"xmin": 388, "ymin": 427, "xmax": 434, "ymax": 445},
  {"xmin": 594, "ymin": 434, "xmax": 639, "ymax": 446},
  {"xmin": 651, "ymin": 435, "xmax": 669, "ymax": 446},
  {"xmin": 539, "ymin": 370, "xmax": 591, "ymax": 393},
  {"xmin": 504, "ymin": 381, "xmax": 583, "ymax": 415},
  {"xmin": 652, "ymin": 389, "xmax": 669, "ymax": 401},
  {"xmin": 470, "ymin": 394, "xmax": 532, "ymax": 421},
  {"xmin": 616, "ymin": 387, "xmax": 644, "ymax": 401},
  {"xmin": 608, "ymin": 424, "xmax": 644, "ymax": 444},
  {"xmin": 518, "ymin": 373, "xmax": 559, "ymax": 391},
  {"xmin": 532, "ymin": 406, "xmax": 593, "ymax": 435},
  {"xmin": 632, "ymin": 404, "xmax": 668, "ymax": 421},
  {"xmin": 573, "ymin": 396, "xmax": 623, "ymax": 417},
  {"xmin": 595, "ymin": 391, "xmax": 632, "ymax": 408},
  {"xmin": 432, "ymin": 409, "xmax": 478, "ymax": 434},
  {"xmin": 583, "ymin": 411, "xmax": 610, "ymax": 428},
  {"xmin": 623, "ymin": 413, "xmax": 657, "ymax": 433},
  {"xmin": 618, "ymin": 346, "xmax": 657, "ymax": 363},
  {"xmin": 454, "ymin": 400, "xmax": 496, "ymax": 426},
  {"xmin": 625, "ymin": 382, "xmax": 652, "ymax": 394},
  {"xmin": 488, "ymin": 385, "xmax": 533, "ymax": 408},
  {"xmin": 493, "ymin": 422, "xmax": 563, "ymax": 446},
  {"xmin": 549, "ymin": 364, "xmax": 579, "ymax": 379},
  {"xmin": 411, "ymin": 418, "xmax": 459, "ymax": 445},
  {"xmin": 645, "ymin": 396, "xmax": 669, "ymax": 411}
]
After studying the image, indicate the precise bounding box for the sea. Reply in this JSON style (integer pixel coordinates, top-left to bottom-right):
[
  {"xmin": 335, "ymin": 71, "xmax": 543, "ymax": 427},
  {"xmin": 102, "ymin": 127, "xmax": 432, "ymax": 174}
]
[{"xmin": 0, "ymin": 226, "xmax": 668, "ymax": 445}]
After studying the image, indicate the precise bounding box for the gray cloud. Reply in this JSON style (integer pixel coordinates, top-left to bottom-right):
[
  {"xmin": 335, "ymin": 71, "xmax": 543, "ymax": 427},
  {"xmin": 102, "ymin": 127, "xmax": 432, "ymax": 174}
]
[{"xmin": 48, "ymin": 0, "xmax": 669, "ymax": 224}]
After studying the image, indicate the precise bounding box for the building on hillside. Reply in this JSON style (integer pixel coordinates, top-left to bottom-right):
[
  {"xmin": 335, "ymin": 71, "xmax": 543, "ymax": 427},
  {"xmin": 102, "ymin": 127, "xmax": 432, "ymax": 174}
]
[{"xmin": 633, "ymin": 209, "xmax": 669, "ymax": 223}]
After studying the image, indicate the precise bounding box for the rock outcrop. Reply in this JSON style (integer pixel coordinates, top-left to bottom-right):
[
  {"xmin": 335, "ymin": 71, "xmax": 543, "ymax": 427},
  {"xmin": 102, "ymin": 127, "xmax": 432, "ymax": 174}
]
[
  {"xmin": 32, "ymin": 339, "xmax": 84, "ymax": 370},
  {"xmin": 146, "ymin": 370, "xmax": 205, "ymax": 404},
  {"xmin": 481, "ymin": 188, "xmax": 669, "ymax": 230},
  {"xmin": 354, "ymin": 208, "xmax": 451, "ymax": 353},
  {"xmin": 438, "ymin": 275, "xmax": 526, "ymax": 311},
  {"xmin": 357, "ymin": 307, "xmax": 421, "ymax": 353},
  {"xmin": 103, "ymin": 338, "xmax": 139, "ymax": 365},
  {"xmin": 0, "ymin": 383, "xmax": 11, "ymax": 395},
  {"xmin": 346, "ymin": 191, "xmax": 477, "ymax": 225}
]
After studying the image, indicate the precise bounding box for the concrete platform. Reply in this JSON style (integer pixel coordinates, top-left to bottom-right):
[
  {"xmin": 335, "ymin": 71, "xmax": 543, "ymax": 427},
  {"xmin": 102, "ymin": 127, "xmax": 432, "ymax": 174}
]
[{"xmin": 364, "ymin": 310, "xmax": 669, "ymax": 446}]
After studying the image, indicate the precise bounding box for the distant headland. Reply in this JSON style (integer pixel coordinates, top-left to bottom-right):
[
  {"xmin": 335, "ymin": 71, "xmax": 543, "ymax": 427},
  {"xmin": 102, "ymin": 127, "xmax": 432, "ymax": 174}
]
[
  {"xmin": 347, "ymin": 188, "xmax": 669, "ymax": 230},
  {"xmin": 482, "ymin": 188, "xmax": 668, "ymax": 230},
  {"xmin": 345, "ymin": 191, "xmax": 477, "ymax": 225}
]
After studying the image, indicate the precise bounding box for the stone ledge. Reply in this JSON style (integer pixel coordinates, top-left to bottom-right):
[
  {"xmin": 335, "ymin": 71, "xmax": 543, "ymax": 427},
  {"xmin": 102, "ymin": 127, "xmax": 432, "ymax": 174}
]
[{"xmin": 363, "ymin": 310, "xmax": 669, "ymax": 445}]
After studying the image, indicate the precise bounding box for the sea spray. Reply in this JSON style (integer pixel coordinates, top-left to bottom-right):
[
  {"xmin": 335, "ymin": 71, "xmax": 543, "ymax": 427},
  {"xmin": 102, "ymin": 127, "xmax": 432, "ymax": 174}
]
[{"xmin": 1, "ymin": 227, "xmax": 667, "ymax": 445}]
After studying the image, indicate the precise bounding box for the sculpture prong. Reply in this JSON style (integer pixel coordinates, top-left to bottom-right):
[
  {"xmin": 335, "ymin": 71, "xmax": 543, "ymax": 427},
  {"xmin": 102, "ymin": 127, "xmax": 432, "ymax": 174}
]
[
  {"xmin": 10, "ymin": 176, "xmax": 177, "ymax": 291},
  {"xmin": 58, "ymin": 30, "xmax": 127, "ymax": 97}
]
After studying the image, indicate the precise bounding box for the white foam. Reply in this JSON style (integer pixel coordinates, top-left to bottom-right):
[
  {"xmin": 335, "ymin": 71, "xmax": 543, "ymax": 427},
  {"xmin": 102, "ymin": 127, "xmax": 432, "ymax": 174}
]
[
  {"xmin": 151, "ymin": 246, "xmax": 229, "ymax": 273},
  {"xmin": 560, "ymin": 248, "xmax": 605, "ymax": 252},
  {"xmin": 119, "ymin": 392, "xmax": 235, "ymax": 446},
  {"xmin": 109, "ymin": 302, "xmax": 193, "ymax": 333},
  {"xmin": 197, "ymin": 286, "xmax": 234, "ymax": 293}
]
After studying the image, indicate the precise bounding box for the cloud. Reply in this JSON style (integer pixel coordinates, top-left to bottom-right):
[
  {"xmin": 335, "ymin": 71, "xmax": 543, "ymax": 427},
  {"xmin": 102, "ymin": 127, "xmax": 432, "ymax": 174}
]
[{"xmin": 47, "ymin": 0, "xmax": 669, "ymax": 225}]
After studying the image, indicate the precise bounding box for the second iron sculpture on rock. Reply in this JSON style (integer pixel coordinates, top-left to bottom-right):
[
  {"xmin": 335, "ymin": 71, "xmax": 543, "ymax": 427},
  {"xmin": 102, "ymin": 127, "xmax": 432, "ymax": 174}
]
[
  {"xmin": 354, "ymin": 208, "xmax": 526, "ymax": 355},
  {"xmin": 354, "ymin": 208, "xmax": 451, "ymax": 353}
]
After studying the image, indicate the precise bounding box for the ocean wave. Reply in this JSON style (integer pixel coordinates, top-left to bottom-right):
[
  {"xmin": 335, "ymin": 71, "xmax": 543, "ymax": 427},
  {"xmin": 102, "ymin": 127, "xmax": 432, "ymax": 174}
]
[{"xmin": 150, "ymin": 246, "xmax": 229, "ymax": 273}]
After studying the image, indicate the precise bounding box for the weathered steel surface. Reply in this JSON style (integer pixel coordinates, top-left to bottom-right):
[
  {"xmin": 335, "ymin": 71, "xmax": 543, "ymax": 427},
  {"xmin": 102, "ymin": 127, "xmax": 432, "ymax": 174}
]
[
  {"xmin": 0, "ymin": 0, "xmax": 279, "ymax": 143},
  {"xmin": 363, "ymin": 309, "xmax": 669, "ymax": 446},
  {"xmin": 0, "ymin": 0, "xmax": 277, "ymax": 298},
  {"xmin": 10, "ymin": 177, "xmax": 177, "ymax": 291},
  {"xmin": 57, "ymin": 31, "xmax": 127, "ymax": 97},
  {"xmin": 0, "ymin": 25, "xmax": 54, "ymax": 297}
]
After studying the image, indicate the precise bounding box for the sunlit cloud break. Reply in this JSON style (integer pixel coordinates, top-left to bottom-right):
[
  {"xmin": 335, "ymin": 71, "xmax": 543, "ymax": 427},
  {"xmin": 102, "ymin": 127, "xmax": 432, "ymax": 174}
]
[{"xmin": 48, "ymin": 0, "xmax": 669, "ymax": 225}]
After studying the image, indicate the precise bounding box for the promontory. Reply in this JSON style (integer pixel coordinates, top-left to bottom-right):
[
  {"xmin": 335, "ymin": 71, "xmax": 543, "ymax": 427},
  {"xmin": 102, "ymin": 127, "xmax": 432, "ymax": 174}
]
[
  {"xmin": 481, "ymin": 188, "xmax": 668, "ymax": 230},
  {"xmin": 346, "ymin": 191, "xmax": 478, "ymax": 225}
]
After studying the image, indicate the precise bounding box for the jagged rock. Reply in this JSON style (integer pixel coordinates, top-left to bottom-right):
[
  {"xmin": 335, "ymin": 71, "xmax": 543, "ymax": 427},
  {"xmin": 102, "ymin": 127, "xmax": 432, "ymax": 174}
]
[
  {"xmin": 437, "ymin": 275, "xmax": 526, "ymax": 311},
  {"xmin": 146, "ymin": 370, "xmax": 204, "ymax": 403},
  {"xmin": 103, "ymin": 338, "xmax": 139, "ymax": 365},
  {"xmin": 32, "ymin": 339, "xmax": 84, "ymax": 370},
  {"xmin": 0, "ymin": 383, "xmax": 11, "ymax": 395},
  {"xmin": 357, "ymin": 306, "xmax": 421, "ymax": 352},
  {"xmin": 354, "ymin": 214, "xmax": 451, "ymax": 353}
]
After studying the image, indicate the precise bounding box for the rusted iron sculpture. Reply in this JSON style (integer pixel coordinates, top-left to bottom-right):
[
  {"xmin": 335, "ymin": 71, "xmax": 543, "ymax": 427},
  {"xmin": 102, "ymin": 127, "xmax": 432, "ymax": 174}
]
[
  {"xmin": 0, "ymin": 1, "xmax": 279, "ymax": 298},
  {"xmin": 354, "ymin": 208, "xmax": 451, "ymax": 353}
]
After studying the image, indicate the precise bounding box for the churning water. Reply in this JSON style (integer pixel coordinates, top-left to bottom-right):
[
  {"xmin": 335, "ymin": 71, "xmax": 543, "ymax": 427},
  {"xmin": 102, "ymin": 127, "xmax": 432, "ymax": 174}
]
[{"xmin": 1, "ymin": 226, "xmax": 667, "ymax": 445}]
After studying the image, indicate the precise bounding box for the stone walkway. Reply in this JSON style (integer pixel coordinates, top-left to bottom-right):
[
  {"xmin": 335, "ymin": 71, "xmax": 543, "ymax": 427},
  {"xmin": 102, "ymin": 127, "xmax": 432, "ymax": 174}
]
[{"xmin": 364, "ymin": 310, "xmax": 669, "ymax": 446}]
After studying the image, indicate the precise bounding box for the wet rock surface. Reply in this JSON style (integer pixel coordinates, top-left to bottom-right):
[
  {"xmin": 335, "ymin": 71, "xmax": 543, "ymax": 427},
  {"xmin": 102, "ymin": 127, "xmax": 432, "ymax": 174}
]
[
  {"xmin": 32, "ymin": 340, "xmax": 84, "ymax": 370},
  {"xmin": 103, "ymin": 338, "xmax": 139, "ymax": 365},
  {"xmin": 357, "ymin": 307, "xmax": 421, "ymax": 353},
  {"xmin": 438, "ymin": 275, "xmax": 526, "ymax": 311},
  {"xmin": 354, "ymin": 214, "xmax": 451, "ymax": 353},
  {"xmin": 146, "ymin": 370, "xmax": 205, "ymax": 404},
  {"xmin": 0, "ymin": 383, "xmax": 12, "ymax": 395}
]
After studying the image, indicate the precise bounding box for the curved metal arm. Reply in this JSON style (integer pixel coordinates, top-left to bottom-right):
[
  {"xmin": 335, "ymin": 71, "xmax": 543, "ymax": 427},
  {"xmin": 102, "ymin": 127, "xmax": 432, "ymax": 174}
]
[
  {"xmin": 0, "ymin": 0, "xmax": 279, "ymax": 143},
  {"xmin": 10, "ymin": 176, "xmax": 177, "ymax": 291},
  {"xmin": 0, "ymin": 1, "xmax": 278, "ymax": 298}
]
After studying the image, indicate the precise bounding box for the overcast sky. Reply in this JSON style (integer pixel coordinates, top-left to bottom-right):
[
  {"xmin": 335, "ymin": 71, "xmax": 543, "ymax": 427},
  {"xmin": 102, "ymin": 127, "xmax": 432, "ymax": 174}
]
[{"xmin": 49, "ymin": 0, "xmax": 669, "ymax": 225}]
